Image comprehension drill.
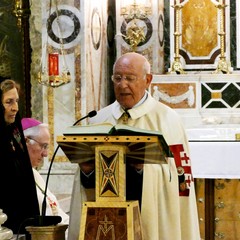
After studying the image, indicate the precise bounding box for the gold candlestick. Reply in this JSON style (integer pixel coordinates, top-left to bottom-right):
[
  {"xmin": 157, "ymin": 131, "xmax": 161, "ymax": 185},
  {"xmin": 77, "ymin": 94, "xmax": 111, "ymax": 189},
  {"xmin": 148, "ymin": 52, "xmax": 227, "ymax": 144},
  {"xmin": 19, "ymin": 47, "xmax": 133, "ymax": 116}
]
[
  {"xmin": 169, "ymin": 0, "xmax": 186, "ymax": 74},
  {"xmin": 213, "ymin": 0, "xmax": 232, "ymax": 74}
]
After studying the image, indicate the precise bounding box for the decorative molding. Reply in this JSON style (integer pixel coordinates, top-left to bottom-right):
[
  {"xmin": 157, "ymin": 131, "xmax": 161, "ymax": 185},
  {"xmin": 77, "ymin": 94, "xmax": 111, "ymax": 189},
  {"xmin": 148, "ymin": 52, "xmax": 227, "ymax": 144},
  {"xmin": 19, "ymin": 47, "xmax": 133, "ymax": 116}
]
[
  {"xmin": 47, "ymin": 9, "xmax": 81, "ymax": 45},
  {"xmin": 120, "ymin": 17, "xmax": 153, "ymax": 48},
  {"xmin": 107, "ymin": 15, "xmax": 115, "ymax": 47},
  {"xmin": 152, "ymin": 84, "xmax": 195, "ymax": 107},
  {"xmin": 151, "ymin": 82, "xmax": 196, "ymax": 109},
  {"xmin": 91, "ymin": 7, "xmax": 101, "ymax": 50},
  {"xmin": 158, "ymin": 13, "xmax": 164, "ymax": 47}
]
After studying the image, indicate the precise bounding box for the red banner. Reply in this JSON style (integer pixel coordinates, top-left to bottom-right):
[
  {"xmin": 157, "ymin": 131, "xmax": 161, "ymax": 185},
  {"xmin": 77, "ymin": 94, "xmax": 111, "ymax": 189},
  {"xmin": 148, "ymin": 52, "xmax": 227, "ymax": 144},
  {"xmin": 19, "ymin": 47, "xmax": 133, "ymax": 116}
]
[{"xmin": 169, "ymin": 144, "xmax": 193, "ymax": 196}]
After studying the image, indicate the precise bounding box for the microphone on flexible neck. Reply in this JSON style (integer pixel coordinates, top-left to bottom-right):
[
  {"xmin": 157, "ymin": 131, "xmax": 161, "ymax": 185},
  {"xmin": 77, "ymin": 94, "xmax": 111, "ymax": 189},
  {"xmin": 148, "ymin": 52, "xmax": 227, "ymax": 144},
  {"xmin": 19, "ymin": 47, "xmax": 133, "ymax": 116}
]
[
  {"xmin": 73, "ymin": 110, "xmax": 97, "ymax": 126},
  {"xmin": 38, "ymin": 110, "xmax": 97, "ymax": 226}
]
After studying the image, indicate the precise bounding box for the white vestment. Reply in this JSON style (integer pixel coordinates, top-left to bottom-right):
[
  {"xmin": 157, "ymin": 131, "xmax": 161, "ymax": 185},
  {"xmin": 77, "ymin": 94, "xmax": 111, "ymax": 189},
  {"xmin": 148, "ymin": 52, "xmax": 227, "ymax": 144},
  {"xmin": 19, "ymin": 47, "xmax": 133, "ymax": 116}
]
[
  {"xmin": 68, "ymin": 92, "xmax": 200, "ymax": 240},
  {"xmin": 33, "ymin": 168, "xmax": 69, "ymax": 225}
]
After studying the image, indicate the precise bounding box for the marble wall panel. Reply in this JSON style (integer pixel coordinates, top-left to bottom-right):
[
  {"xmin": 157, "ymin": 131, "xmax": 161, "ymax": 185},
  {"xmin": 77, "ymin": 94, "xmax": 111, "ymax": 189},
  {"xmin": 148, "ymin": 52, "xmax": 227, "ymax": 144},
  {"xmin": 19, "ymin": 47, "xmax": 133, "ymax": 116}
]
[{"xmin": 152, "ymin": 74, "xmax": 240, "ymax": 128}]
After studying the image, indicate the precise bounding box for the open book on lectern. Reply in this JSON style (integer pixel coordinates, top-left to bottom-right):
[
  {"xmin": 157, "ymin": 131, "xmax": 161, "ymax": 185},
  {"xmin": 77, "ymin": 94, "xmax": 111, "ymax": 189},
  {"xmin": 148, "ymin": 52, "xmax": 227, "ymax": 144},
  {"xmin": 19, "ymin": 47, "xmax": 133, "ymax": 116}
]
[
  {"xmin": 62, "ymin": 122, "xmax": 173, "ymax": 159},
  {"xmin": 64, "ymin": 122, "xmax": 160, "ymax": 135}
]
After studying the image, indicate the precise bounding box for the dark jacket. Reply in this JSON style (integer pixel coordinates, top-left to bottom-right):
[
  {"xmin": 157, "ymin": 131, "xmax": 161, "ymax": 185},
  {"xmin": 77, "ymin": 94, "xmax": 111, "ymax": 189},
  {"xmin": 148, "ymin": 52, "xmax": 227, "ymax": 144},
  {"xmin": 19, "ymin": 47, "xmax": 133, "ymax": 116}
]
[{"xmin": 0, "ymin": 101, "xmax": 40, "ymax": 234}]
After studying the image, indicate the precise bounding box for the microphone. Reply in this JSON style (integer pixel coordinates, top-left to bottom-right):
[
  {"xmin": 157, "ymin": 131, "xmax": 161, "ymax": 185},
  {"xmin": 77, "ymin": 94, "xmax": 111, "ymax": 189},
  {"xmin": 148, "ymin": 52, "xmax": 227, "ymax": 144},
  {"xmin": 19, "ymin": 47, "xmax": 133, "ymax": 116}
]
[
  {"xmin": 36, "ymin": 110, "xmax": 97, "ymax": 226},
  {"xmin": 73, "ymin": 110, "xmax": 97, "ymax": 126}
]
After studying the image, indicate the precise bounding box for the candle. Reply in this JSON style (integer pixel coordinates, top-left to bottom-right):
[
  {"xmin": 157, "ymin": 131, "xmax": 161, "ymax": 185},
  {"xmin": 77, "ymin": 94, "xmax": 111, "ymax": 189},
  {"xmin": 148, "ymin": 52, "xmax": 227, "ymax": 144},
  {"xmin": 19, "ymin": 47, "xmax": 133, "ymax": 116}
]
[{"xmin": 48, "ymin": 53, "xmax": 59, "ymax": 76}]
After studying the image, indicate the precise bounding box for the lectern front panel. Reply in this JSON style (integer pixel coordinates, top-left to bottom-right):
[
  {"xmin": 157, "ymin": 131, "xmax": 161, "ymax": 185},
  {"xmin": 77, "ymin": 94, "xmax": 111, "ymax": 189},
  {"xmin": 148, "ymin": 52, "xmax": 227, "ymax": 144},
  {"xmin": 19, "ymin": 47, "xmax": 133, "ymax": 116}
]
[{"xmin": 95, "ymin": 145, "xmax": 126, "ymax": 202}]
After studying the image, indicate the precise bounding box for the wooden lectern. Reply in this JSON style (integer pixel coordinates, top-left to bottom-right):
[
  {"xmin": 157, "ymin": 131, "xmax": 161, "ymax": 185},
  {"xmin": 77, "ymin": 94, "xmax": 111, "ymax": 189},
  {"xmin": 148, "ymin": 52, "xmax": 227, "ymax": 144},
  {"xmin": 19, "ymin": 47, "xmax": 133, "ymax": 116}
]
[{"xmin": 57, "ymin": 130, "xmax": 170, "ymax": 240}]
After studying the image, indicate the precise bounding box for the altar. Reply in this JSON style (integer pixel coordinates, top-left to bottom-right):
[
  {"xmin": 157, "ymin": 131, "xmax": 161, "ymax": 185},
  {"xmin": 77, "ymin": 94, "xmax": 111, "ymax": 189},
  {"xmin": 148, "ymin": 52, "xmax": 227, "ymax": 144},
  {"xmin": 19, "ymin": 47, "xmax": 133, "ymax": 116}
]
[{"xmin": 186, "ymin": 126, "xmax": 240, "ymax": 179}]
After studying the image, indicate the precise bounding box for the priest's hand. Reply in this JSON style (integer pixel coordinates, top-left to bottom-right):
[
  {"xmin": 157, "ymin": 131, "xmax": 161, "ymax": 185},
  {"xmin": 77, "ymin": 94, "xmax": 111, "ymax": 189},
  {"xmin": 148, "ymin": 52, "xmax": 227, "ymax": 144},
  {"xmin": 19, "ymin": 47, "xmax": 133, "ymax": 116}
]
[
  {"xmin": 79, "ymin": 161, "xmax": 95, "ymax": 175},
  {"xmin": 129, "ymin": 163, "xmax": 143, "ymax": 171}
]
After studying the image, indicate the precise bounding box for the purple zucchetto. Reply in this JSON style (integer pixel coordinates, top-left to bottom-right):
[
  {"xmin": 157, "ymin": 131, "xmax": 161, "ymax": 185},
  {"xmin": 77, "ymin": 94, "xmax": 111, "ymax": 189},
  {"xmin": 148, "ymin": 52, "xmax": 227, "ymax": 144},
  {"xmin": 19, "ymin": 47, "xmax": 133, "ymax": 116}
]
[{"xmin": 21, "ymin": 118, "xmax": 42, "ymax": 131}]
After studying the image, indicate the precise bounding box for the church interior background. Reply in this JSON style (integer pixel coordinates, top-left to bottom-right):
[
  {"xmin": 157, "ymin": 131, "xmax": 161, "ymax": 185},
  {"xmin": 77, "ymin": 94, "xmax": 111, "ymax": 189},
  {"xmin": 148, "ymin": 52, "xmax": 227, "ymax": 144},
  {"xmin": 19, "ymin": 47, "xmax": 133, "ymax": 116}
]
[{"xmin": 1, "ymin": 0, "xmax": 240, "ymax": 239}]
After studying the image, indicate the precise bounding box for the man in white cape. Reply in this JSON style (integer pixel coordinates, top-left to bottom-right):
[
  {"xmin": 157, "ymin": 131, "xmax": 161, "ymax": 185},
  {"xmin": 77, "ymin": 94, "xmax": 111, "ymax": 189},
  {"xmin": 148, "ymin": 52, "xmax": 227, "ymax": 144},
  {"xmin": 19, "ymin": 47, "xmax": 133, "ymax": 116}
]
[
  {"xmin": 22, "ymin": 118, "xmax": 69, "ymax": 227},
  {"xmin": 68, "ymin": 52, "xmax": 200, "ymax": 240}
]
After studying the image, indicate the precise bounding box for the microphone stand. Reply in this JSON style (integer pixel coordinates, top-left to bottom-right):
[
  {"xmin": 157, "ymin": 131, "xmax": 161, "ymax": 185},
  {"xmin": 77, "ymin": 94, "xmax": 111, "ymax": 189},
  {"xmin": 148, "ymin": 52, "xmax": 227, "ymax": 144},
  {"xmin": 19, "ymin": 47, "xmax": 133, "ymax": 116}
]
[{"xmin": 38, "ymin": 110, "xmax": 97, "ymax": 226}]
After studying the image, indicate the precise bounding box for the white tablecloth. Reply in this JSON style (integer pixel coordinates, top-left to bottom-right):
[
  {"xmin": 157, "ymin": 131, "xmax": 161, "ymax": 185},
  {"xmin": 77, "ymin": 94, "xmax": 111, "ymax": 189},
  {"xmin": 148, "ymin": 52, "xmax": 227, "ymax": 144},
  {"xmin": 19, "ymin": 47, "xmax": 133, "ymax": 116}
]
[{"xmin": 189, "ymin": 141, "xmax": 240, "ymax": 179}]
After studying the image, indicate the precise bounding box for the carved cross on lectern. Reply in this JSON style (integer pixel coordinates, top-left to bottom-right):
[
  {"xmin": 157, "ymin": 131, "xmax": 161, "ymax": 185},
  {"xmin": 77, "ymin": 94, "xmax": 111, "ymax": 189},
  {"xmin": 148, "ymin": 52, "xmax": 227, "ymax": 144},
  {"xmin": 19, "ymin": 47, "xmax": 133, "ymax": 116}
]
[
  {"xmin": 96, "ymin": 145, "xmax": 126, "ymax": 202},
  {"xmin": 99, "ymin": 151, "xmax": 119, "ymax": 196}
]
